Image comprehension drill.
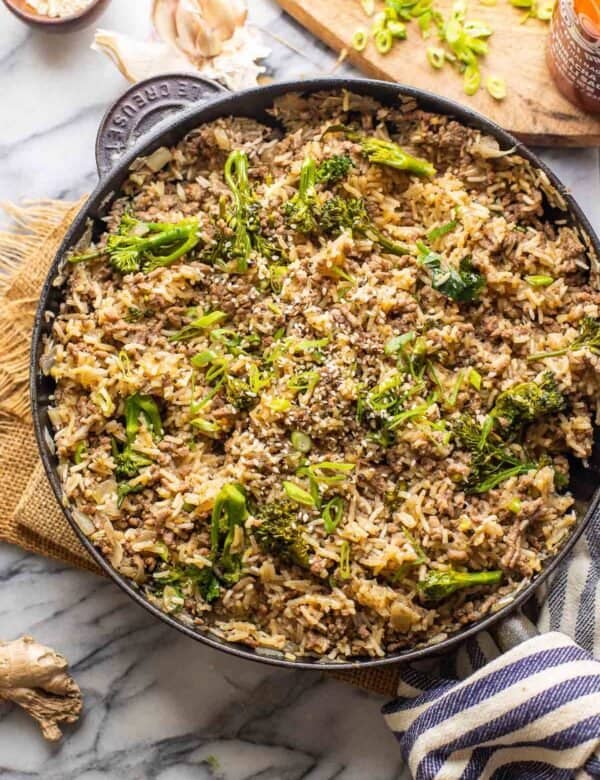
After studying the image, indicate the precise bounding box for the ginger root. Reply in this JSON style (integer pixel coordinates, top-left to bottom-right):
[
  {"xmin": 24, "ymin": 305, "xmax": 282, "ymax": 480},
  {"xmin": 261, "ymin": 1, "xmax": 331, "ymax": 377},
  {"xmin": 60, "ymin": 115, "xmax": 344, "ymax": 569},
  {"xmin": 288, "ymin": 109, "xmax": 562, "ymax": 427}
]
[{"xmin": 0, "ymin": 636, "xmax": 82, "ymax": 741}]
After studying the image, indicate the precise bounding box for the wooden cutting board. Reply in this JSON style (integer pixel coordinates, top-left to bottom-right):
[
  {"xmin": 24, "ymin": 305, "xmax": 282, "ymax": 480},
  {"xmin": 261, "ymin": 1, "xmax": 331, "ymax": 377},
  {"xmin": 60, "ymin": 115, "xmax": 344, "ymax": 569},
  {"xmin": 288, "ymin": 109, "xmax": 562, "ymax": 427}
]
[{"xmin": 275, "ymin": 0, "xmax": 600, "ymax": 146}]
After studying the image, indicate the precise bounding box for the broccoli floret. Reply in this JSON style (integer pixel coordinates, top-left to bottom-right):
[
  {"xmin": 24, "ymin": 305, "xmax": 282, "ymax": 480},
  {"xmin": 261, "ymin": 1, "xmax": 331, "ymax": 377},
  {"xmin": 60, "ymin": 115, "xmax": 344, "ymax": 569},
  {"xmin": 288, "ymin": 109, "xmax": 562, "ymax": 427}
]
[
  {"xmin": 283, "ymin": 157, "xmax": 319, "ymax": 234},
  {"xmin": 529, "ymin": 316, "xmax": 600, "ymax": 362},
  {"xmin": 316, "ymin": 154, "xmax": 354, "ymax": 184},
  {"xmin": 417, "ymin": 241, "xmax": 485, "ymax": 303},
  {"xmin": 253, "ymin": 500, "xmax": 310, "ymax": 567},
  {"xmin": 324, "ymin": 125, "xmax": 436, "ymax": 177},
  {"xmin": 454, "ymin": 413, "xmax": 539, "ymax": 494},
  {"xmin": 213, "ymin": 150, "xmax": 278, "ymax": 273},
  {"xmin": 418, "ymin": 568, "xmax": 502, "ymax": 601},
  {"xmin": 319, "ymin": 196, "xmax": 411, "ymax": 256},
  {"xmin": 492, "ymin": 371, "xmax": 566, "ymax": 428},
  {"xmin": 69, "ymin": 215, "xmax": 200, "ymax": 273},
  {"xmin": 112, "ymin": 444, "xmax": 152, "ymax": 480},
  {"xmin": 116, "ymin": 481, "xmax": 145, "ymax": 506},
  {"xmin": 453, "ymin": 373, "xmax": 563, "ymax": 495},
  {"xmin": 113, "ymin": 394, "xmax": 164, "ymax": 499},
  {"xmin": 359, "ymin": 136, "xmax": 436, "ymax": 177},
  {"xmin": 210, "ymin": 483, "xmax": 248, "ymax": 585},
  {"xmin": 152, "ymin": 563, "xmax": 221, "ymax": 604},
  {"xmin": 124, "ymin": 393, "xmax": 163, "ymax": 439},
  {"xmin": 225, "ymin": 377, "xmax": 259, "ymax": 411}
]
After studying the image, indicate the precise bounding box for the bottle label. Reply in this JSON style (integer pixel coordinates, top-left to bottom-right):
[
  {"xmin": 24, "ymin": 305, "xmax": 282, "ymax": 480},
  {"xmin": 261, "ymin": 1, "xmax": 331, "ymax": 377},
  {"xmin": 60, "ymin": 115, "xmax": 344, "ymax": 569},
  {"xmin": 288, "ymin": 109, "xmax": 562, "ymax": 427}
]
[{"xmin": 549, "ymin": 0, "xmax": 600, "ymax": 105}]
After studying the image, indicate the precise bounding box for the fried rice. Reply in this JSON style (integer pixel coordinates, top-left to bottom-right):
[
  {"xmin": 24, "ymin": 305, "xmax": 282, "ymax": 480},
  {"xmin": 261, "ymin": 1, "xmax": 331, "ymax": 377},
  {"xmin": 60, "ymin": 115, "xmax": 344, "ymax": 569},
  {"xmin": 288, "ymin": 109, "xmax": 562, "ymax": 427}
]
[{"xmin": 42, "ymin": 91, "xmax": 600, "ymax": 661}]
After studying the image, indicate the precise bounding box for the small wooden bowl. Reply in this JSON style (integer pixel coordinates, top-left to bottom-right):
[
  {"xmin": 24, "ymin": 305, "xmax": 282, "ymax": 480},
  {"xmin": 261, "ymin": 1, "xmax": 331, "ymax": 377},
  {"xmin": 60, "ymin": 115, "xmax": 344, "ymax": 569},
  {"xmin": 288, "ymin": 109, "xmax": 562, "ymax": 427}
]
[{"xmin": 1, "ymin": 0, "xmax": 111, "ymax": 31}]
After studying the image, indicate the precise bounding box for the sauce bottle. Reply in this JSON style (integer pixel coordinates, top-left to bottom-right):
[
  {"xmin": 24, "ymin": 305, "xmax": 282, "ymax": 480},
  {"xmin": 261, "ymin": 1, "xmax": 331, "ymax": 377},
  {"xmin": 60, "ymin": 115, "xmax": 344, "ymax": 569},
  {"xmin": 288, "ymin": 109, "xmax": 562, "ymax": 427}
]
[{"xmin": 547, "ymin": 0, "xmax": 600, "ymax": 113}]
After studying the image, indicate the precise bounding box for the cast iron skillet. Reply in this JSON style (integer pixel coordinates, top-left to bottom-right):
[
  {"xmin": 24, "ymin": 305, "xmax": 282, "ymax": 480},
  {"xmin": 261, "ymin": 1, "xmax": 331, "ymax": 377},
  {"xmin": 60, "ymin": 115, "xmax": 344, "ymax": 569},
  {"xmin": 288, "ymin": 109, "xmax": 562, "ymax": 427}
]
[{"xmin": 30, "ymin": 75, "xmax": 600, "ymax": 670}]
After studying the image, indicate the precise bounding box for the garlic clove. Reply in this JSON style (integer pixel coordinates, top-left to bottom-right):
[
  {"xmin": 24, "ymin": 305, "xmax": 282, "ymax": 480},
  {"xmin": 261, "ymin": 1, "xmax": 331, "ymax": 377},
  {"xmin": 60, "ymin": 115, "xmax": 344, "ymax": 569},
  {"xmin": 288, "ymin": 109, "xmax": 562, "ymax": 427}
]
[
  {"xmin": 199, "ymin": 0, "xmax": 247, "ymax": 43},
  {"xmin": 175, "ymin": 0, "xmax": 219, "ymax": 59},
  {"xmin": 152, "ymin": 0, "xmax": 183, "ymax": 54}
]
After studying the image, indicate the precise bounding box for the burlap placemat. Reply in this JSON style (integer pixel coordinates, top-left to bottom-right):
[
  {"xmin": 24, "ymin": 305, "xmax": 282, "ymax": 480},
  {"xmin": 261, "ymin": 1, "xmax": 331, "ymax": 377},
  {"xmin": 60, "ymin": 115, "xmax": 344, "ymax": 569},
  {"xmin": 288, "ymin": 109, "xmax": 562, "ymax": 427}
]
[{"xmin": 0, "ymin": 201, "xmax": 400, "ymax": 696}]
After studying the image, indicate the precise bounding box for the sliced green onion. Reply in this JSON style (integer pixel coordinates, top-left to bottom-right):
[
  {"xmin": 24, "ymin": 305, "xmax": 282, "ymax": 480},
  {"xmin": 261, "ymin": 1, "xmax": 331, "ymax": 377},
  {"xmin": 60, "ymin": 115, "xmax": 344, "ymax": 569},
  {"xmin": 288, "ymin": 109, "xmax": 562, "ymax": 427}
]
[
  {"xmin": 73, "ymin": 441, "xmax": 87, "ymax": 464},
  {"xmin": 288, "ymin": 337, "xmax": 329, "ymax": 355},
  {"xmin": 427, "ymin": 219, "xmax": 457, "ymax": 240},
  {"xmin": 189, "ymin": 310, "xmax": 227, "ymax": 329},
  {"xmin": 170, "ymin": 310, "xmax": 228, "ymax": 342},
  {"xmin": 205, "ymin": 361, "xmax": 227, "ymax": 384},
  {"xmin": 506, "ymin": 497, "xmax": 522, "ymax": 514},
  {"xmin": 388, "ymin": 20, "xmax": 408, "ymax": 38},
  {"xmin": 417, "ymin": 10, "xmax": 433, "ymax": 33},
  {"xmin": 352, "ymin": 29, "xmax": 368, "ymax": 51},
  {"xmin": 304, "ymin": 461, "xmax": 355, "ymax": 485},
  {"xmin": 371, "ymin": 11, "xmax": 387, "ymax": 31},
  {"xmin": 339, "ymin": 541, "xmax": 351, "ymax": 579},
  {"xmin": 331, "ymin": 266, "xmax": 355, "ymax": 283},
  {"xmin": 91, "ymin": 387, "xmax": 115, "ymax": 417},
  {"xmin": 283, "ymin": 480, "xmax": 317, "ymax": 507},
  {"xmin": 150, "ymin": 541, "xmax": 170, "ymax": 562},
  {"xmin": 388, "ymin": 394, "xmax": 437, "ymax": 430},
  {"xmin": 191, "ymin": 418, "xmax": 221, "ymax": 437},
  {"xmin": 385, "ymin": 331, "xmax": 416, "ymax": 356},
  {"xmin": 384, "ymin": 5, "xmax": 399, "ymax": 20},
  {"xmin": 323, "ymin": 496, "xmax": 345, "ymax": 534},
  {"xmin": 366, "ymin": 375, "xmax": 404, "ymax": 412},
  {"xmin": 191, "ymin": 350, "xmax": 219, "ymax": 368},
  {"xmin": 443, "ymin": 16, "xmax": 461, "ymax": 44},
  {"xmin": 463, "ymin": 19, "xmax": 493, "ymax": 36},
  {"xmin": 374, "ymin": 28, "xmax": 394, "ymax": 53},
  {"xmin": 447, "ymin": 369, "xmax": 466, "ymax": 408},
  {"xmin": 468, "ymin": 367, "xmax": 482, "ymax": 390},
  {"xmin": 291, "ymin": 431, "xmax": 313, "ymax": 453},
  {"xmin": 163, "ymin": 584, "xmax": 184, "ymax": 613},
  {"xmin": 269, "ymin": 265, "xmax": 288, "ymax": 294},
  {"xmin": 486, "ymin": 75, "xmax": 506, "ymax": 100},
  {"xmin": 287, "ymin": 369, "xmax": 320, "ymax": 393},
  {"xmin": 525, "ymin": 274, "xmax": 554, "ymax": 287},
  {"xmin": 118, "ymin": 349, "xmax": 131, "ymax": 376},
  {"xmin": 426, "ymin": 46, "xmax": 446, "ymax": 68},
  {"xmin": 464, "ymin": 64, "xmax": 481, "ymax": 96},
  {"xmin": 267, "ymin": 397, "xmax": 291, "ymax": 412},
  {"xmin": 536, "ymin": 0, "xmax": 555, "ymax": 19},
  {"xmin": 361, "ymin": 0, "xmax": 376, "ymax": 14},
  {"xmin": 410, "ymin": 0, "xmax": 433, "ymax": 15},
  {"xmin": 191, "ymin": 379, "xmax": 224, "ymax": 413}
]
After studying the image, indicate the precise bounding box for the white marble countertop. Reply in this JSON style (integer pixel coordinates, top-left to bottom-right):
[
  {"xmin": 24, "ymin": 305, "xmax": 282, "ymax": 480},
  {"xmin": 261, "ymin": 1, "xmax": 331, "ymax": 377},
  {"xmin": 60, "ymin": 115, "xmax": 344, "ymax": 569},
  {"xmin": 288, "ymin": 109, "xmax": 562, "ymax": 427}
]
[{"xmin": 0, "ymin": 2, "xmax": 598, "ymax": 777}]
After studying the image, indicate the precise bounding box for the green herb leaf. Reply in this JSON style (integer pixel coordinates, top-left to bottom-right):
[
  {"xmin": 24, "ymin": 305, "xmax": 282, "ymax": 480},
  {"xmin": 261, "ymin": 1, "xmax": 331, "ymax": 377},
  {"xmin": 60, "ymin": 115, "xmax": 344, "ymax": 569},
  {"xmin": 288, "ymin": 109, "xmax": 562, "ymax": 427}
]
[{"xmin": 417, "ymin": 241, "xmax": 485, "ymax": 302}]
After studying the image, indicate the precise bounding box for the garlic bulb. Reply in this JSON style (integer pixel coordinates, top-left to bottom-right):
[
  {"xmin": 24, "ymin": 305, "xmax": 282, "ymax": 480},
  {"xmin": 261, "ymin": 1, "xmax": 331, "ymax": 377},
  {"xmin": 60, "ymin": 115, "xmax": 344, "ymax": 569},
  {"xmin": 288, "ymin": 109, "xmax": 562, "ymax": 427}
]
[
  {"xmin": 92, "ymin": 0, "xmax": 268, "ymax": 91},
  {"xmin": 154, "ymin": 0, "xmax": 248, "ymax": 59}
]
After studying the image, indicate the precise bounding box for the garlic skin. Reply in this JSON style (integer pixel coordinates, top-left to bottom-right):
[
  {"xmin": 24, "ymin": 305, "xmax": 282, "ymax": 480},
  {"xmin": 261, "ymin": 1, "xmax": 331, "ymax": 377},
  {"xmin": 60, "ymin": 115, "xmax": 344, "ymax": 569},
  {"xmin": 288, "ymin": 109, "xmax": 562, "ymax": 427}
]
[
  {"xmin": 92, "ymin": 30, "xmax": 193, "ymax": 84},
  {"xmin": 92, "ymin": 0, "xmax": 268, "ymax": 91}
]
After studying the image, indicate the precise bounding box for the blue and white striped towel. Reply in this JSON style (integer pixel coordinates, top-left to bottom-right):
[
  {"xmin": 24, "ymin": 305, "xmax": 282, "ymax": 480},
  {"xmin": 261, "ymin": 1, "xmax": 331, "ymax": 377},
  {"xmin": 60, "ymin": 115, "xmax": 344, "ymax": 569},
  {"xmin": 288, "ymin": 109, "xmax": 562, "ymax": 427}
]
[{"xmin": 383, "ymin": 523, "xmax": 600, "ymax": 779}]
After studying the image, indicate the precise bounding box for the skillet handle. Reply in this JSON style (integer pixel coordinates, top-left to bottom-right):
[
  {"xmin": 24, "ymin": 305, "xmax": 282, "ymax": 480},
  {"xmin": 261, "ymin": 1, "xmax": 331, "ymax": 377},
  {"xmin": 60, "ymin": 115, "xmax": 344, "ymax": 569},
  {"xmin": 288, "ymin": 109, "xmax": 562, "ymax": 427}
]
[
  {"xmin": 95, "ymin": 74, "xmax": 228, "ymax": 179},
  {"xmin": 492, "ymin": 609, "xmax": 539, "ymax": 652}
]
